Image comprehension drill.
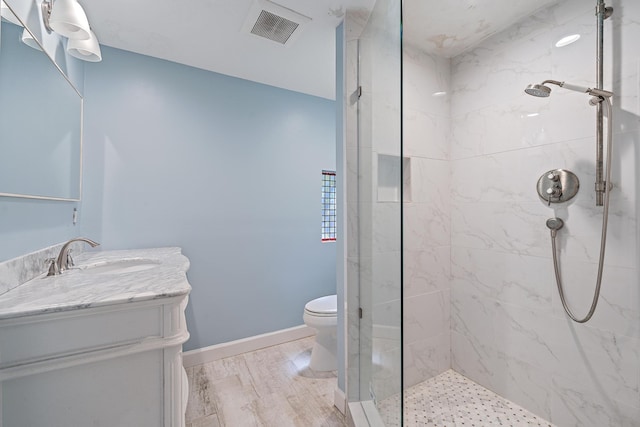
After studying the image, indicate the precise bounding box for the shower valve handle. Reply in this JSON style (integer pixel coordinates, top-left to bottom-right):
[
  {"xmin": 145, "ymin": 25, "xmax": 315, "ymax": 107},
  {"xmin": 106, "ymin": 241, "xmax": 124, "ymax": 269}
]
[
  {"xmin": 546, "ymin": 187, "xmax": 562, "ymax": 197},
  {"xmin": 537, "ymin": 169, "xmax": 579, "ymax": 207},
  {"xmin": 545, "ymin": 187, "xmax": 562, "ymax": 206}
]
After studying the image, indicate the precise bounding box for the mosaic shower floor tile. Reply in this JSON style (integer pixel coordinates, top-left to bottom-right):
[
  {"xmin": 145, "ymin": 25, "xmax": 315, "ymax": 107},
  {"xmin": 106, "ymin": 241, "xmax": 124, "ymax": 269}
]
[{"xmin": 380, "ymin": 370, "xmax": 555, "ymax": 427}]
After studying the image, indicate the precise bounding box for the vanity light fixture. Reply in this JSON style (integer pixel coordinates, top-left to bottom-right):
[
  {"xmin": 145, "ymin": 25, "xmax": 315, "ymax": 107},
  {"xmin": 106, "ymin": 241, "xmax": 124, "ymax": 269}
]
[
  {"xmin": 67, "ymin": 29, "xmax": 101, "ymax": 62},
  {"xmin": 21, "ymin": 28, "xmax": 43, "ymax": 51},
  {"xmin": 42, "ymin": 0, "xmax": 90, "ymax": 40},
  {"xmin": 40, "ymin": 0, "xmax": 102, "ymax": 62},
  {"xmin": 1, "ymin": 0, "xmax": 23, "ymax": 26}
]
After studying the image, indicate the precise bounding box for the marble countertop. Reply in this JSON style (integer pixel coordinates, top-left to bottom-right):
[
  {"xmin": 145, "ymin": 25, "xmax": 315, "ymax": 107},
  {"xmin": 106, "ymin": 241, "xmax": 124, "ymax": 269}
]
[{"xmin": 0, "ymin": 247, "xmax": 191, "ymax": 320}]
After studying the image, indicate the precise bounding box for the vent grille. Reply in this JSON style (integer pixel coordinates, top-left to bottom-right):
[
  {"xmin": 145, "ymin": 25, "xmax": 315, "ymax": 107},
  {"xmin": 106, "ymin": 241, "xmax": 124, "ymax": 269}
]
[{"xmin": 250, "ymin": 10, "xmax": 299, "ymax": 45}]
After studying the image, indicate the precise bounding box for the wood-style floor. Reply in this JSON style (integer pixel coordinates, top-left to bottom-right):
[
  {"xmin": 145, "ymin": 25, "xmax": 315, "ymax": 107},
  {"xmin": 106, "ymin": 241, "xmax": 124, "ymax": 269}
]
[{"xmin": 185, "ymin": 336, "xmax": 346, "ymax": 427}]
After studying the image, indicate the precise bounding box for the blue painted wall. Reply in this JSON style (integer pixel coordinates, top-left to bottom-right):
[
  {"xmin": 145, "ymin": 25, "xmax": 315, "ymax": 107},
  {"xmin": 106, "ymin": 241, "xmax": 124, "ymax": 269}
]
[
  {"xmin": 0, "ymin": 22, "xmax": 81, "ymax": 261},
  {"xmin": 0, "ymin": 198, "xmax": 78, "ymax": 261},
  {"xmin": 0, "ymin": 23, "xmax": 82, "ymax": 200},
  {"xmin": 81, "ymin": 46, "xmax": 337, "ymax": 351}
]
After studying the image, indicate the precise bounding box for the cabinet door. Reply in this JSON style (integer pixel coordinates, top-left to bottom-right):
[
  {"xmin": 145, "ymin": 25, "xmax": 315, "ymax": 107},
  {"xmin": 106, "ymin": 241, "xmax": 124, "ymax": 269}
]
[{"xmin": 2, "ymin": 350, "xmax": 163, "ymax": 427}]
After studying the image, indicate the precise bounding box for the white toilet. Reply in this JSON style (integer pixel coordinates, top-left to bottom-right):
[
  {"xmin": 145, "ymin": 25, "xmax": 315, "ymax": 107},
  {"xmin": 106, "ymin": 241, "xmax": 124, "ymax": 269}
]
[{"xmin": 303, "ymin": 294, "xmax": 338, "ymax": 371}]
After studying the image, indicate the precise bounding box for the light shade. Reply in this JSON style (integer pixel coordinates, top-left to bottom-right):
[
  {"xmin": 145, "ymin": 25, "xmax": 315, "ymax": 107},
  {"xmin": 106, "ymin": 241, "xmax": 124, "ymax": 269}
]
[
  {"xmin": 47, "ymin": 0, "xmax": 90, "ymax": 40},
  {"xmin": 67, "ymin": 29, "xmax": 101, "ymax": 62},
  {"xmin": 1, "ymin": 0, "xmax": 23, "ymax": 26},
  {"xmin": 21, "ymin": 28, "xmax": 42, "ymax": 51}
]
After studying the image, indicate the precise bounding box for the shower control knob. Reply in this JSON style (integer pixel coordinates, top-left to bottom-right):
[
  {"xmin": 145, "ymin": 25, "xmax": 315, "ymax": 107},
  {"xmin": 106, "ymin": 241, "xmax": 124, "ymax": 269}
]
[
  {"xmin": 537, "ymin": 169, "xmax": 579, "ymax": 207},
  {"xmin": 546, "ymin": 187, "xmax": 562, "ymax": 197}
]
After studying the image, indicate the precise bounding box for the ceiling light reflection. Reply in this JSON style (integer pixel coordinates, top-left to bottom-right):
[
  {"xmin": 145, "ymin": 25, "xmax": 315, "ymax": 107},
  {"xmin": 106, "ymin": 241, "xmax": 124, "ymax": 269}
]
[{"xmin": 555, "ymin": 34, "xmax": 580, "ymax": 47}]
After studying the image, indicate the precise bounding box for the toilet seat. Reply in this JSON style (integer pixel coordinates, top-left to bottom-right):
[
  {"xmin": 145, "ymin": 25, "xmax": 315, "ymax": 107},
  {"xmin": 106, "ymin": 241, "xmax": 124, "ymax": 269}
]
[{"xmin": 304, "ymin": 295, "xmax": 337, "ymax": 317}]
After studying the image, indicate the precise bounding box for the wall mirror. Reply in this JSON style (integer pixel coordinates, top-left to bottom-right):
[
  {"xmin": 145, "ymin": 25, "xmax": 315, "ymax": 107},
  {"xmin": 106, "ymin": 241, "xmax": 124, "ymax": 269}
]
[{"xmin": 0, "ymin": 6, "xmax": 82, "ymax": 201}]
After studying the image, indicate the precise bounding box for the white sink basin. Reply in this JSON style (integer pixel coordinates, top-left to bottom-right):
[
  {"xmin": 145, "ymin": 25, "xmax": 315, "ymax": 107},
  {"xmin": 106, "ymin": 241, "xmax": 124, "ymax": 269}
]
[{"xmin": 79, "ymin": 259, "xmax": 161, "ymax": 275}]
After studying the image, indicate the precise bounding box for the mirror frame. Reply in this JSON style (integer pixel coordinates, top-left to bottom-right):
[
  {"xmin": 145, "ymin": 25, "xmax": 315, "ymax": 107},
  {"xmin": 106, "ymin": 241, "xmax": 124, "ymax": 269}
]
[{"xmin": 0, "ymin": 1, "xmax": 83, "ymax": 202}]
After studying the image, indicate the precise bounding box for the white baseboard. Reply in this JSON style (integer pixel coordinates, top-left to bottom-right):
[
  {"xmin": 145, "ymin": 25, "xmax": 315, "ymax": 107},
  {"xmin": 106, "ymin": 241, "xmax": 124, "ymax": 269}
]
[
  {"xmin": 183, "ymin": 325, "xmax": 315, "ymax": 368},
  {"xmin": 334, "ymin": 388, "xmax": 346, "ymax": 414}
]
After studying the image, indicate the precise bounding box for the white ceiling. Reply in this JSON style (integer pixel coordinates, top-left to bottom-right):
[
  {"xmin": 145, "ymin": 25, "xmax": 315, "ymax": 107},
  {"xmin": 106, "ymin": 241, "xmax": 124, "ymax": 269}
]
[
  {"xmin": 80, "ymin": 0, "xmax": 557, "ymax": 100},
  {"xmin": 81, "ymin": 0, "xmax": 375, "ymax": 100},
  {"xmin": 402, "ymin": 0, "xmax": 559, "ymax": 57}
]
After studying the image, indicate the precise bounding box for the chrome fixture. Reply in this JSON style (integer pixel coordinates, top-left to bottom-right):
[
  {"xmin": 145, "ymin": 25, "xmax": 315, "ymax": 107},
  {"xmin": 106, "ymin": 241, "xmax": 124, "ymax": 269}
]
[
  {"xmin": 40, "ymin": 0, "xmax": 102, "ymax": 61},
  {"xmin": 524, "ymin": 80, "xmax": 613, "ymax": 100},
  {"xmin": 596, "ymin": 0, "xmax": 614, "ymax": 206},
  {"xmin": 47, "ymin": 237, "xmax": 100, "ymax": 276},
  {"xmin": 536, "ymin": 169, "xmax": 580, "ymax": 206},
  {"xmin": 527, "ymin": 0, "xmax": 614, "ymax": 324},
  {"xmin": 536, "ymin": 89, "xmax": 614, "ymax": 323},
  {"xmin": 545, "ymin": 217, "xmax": 564, "ymax": 237},
  {"xmin": 42, "ymin": 0, "xmax": 89, "ymax": 39},
  {"xmin": 525, "ymin": 0, "xmax": 613, "ymax": 207}
]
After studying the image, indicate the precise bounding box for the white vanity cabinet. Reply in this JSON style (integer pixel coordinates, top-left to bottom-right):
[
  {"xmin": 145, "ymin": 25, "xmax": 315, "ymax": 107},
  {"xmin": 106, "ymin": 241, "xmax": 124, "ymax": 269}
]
[{"xmin": 0, "ymin": 248, "xmax": 191, "ymax": 427}]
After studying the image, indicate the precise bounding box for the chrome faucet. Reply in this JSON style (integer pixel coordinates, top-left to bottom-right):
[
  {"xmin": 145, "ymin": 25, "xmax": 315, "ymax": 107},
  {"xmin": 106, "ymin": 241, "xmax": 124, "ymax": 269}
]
[{"xmin": 47, "ymin": 237, "xmax": 100, "ymax": 276}]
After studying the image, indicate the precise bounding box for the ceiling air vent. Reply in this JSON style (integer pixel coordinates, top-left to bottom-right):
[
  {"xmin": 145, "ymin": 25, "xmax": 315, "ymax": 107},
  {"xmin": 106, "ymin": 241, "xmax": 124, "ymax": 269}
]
[{"xmin": 242, "ymin": 0, "xmax": 311, "ymax": 46}]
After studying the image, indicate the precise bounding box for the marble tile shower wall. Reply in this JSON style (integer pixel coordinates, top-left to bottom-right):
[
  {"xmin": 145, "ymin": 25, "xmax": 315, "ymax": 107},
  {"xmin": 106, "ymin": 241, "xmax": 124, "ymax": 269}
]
[
  {"xmin": 402, "ymin": 46, "xmax": 451, "ymax": 389},
  {"xmin": 449, "ymin": 0, "xmax": 640, "ymax": 425}
]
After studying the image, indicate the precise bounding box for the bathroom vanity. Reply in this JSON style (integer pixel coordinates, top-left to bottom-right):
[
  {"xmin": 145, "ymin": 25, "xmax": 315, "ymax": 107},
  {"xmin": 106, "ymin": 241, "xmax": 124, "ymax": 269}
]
[{"xmin": 0, "ymin": 247, "xmax": 191, "ymax": 427}]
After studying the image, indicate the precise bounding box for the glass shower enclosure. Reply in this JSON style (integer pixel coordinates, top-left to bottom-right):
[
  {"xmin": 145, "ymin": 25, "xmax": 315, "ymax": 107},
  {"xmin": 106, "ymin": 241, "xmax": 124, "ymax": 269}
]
[{"xmin": 344, "ymin": 0, "xmax": 403, "ymax": 424}]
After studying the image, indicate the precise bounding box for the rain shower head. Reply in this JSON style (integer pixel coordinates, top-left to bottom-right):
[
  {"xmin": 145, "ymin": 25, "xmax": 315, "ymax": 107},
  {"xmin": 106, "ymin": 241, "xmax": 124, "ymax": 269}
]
[
  {"xmin": 525, "ymin": 79, "xmax": 613, "ymax": 98},
  {"xmin": 525, "ymin": 83, "xmax": 551, "ymax": 97}
]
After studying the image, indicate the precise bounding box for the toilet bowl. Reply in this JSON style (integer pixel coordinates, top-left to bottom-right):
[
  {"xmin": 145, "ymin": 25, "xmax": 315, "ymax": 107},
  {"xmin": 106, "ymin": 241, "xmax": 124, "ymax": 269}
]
[{"xmin": 303, "ymin": 295, "xmax": 337, "ymax": 371}]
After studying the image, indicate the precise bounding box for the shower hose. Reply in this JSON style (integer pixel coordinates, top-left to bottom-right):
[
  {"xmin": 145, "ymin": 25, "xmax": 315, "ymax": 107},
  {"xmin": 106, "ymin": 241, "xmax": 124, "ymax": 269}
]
[{"xmin": 550, "ymin": 96, "xmax": 613, "ymax": 323}]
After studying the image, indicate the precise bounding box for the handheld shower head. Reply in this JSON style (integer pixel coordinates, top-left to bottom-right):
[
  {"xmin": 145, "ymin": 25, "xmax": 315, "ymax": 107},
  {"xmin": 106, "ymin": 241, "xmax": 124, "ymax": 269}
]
[
  {"xmin": 546, "ymin": 217, "xmax": 564, "ymax": 231},
  {"xmin": 546, "ymin": 217, "xmax": 565, "ymax": 238},
  {"xmin": 525, "ymin": 79, "xmax": 613, "ymax": 99},
  {"xmin": 559, "ymin": 82, "xmax": 613, "ymax": 98},
  {"xmin": 525, "ymin": 84, "xmax": 551, "ymax": 97}
]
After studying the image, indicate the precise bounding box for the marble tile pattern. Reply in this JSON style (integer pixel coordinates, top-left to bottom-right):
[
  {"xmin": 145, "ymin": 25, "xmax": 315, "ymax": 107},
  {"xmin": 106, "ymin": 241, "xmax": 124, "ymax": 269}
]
[
  {"xmin": 184, "ymin": 337, "xmax": 345, "ymax": 427},
  {"xmin": 347, "ymin": 2, "xmax": 639, "ymax": 425},
  {"xmin": 402, "ymin": 45, "xmax": 452, "ymax": 389},
  {"xmin": 448, "ymin": 0, "xmax": 640, "ymax": 425},
  {"xmin": 380, "ymin": 370, "xmax": 556, "ymax": 427},
  {"xmin": 0, "ymin": 242, "xmax": 67, "ymax": 296},
  {"xmin": 0, "ymin": 247, "xmax": 191, "ymax": 319},
  {"xmin": 403, "ymin": 0, "xmax": 561, "ymax": 60}
]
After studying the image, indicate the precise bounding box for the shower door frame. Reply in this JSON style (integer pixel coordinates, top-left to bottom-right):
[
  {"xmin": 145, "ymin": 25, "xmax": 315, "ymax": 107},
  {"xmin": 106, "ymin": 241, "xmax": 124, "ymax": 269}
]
[{"xmin": 343, "ymin": 0, "xmax": 404, "ymax": 425}]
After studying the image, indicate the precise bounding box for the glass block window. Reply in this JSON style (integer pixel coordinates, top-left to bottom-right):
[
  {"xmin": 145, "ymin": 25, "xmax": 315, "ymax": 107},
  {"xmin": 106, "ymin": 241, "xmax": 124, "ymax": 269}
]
[{"xmin": 322, "ymin": 170, "xmax": 337, "ymax": 242}]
